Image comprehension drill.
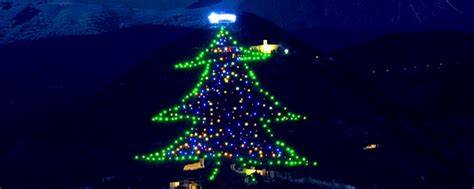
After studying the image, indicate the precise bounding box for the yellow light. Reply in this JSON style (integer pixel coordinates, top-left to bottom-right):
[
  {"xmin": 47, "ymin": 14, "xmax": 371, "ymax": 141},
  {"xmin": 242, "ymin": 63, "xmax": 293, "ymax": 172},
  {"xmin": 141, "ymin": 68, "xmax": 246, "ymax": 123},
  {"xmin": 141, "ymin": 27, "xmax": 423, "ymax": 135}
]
[
  {"xmin": 244, "ymin": 168, "xmax": 256, "ymax": 175},
  {"xmin": 170, "ymin": 181, "xmax": 180, "ymax": 187},
  {"xmin": 253, "ymin": 39, "xmax": 280, "ymax": 54},
  {"xmin": 363, "ymin": 144, "xmax": 379, "ymax": 150}
]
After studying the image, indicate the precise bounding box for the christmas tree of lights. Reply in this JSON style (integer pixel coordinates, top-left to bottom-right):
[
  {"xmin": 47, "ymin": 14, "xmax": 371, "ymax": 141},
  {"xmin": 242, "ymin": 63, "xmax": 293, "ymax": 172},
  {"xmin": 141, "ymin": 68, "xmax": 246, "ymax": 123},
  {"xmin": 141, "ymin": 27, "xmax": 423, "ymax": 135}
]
[{"xmin": 135, "ymin": 27, "xmax": 317, "ymax": 181}]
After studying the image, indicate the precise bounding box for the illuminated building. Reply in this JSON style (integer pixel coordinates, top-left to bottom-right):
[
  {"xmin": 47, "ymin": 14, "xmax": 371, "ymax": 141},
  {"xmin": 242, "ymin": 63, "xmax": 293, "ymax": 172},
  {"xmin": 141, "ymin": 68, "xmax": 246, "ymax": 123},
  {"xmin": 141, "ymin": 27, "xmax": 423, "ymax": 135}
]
[{"xmin": 250, "ymin": 40, "xmax": 288, "ymax": 55}]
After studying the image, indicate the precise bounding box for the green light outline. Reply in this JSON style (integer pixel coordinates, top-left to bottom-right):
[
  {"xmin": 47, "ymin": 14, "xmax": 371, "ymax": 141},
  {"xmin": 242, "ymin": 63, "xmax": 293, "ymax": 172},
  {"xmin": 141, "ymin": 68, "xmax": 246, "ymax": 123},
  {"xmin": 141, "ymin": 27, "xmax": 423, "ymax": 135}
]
[{"xmin": 136, "ymin": 26, "xmax": 317, "ymax": 176}]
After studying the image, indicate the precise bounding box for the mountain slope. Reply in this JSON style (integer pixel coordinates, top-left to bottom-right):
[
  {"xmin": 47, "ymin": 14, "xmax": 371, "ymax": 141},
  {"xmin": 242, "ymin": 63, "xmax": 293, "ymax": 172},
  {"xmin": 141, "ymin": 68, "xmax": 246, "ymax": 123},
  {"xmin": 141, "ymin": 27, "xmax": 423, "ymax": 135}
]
[
  {"xmin": 1, "ymin": 11, "xmax": 474, "ymax": 189},
  {"xmin": 0, "ymin": 25, "xmax": 193, "ymax": 127},
  {"xmin": 239, "ymin": 0, "xmax": 472, "ymax": 31},
  {"xmin": 239, "ymin": 0, "xmax": 473, "ymax": 50},
  {"xmin": 330, "ymin": 31, "xmax": 474, "ymax": 189},
  {"xmin": 2, "ymin": 0, "xmax": 472, "ymax": 47},
  {"xmin": 0, "ymin": 0, "xmax": 237, "ymax": 45},
  {"xmin": 0, "ymin": 12, "xmax": 367, "ymax": 188}
]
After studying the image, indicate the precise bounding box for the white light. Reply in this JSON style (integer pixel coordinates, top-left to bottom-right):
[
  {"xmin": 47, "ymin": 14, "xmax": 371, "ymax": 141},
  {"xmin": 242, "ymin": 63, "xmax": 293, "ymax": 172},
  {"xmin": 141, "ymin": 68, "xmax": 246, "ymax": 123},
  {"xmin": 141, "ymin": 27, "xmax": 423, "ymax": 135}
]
[
  {"xmin": 208, "ymin": 12, "xmax": 236, "ymax": 24},
  {"xmin": 262, "ymin": 44, "xmax": 272, "ymax": 54},
  {"xmin": 284, "ymin": 49, "xmax": 289, "ymax": 54}
]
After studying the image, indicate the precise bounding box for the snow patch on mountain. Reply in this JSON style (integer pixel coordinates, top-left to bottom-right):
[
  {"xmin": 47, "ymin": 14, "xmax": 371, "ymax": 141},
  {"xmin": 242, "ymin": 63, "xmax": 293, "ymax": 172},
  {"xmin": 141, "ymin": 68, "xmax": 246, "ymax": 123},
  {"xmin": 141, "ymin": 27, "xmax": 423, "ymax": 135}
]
[{"xmin": 0, "ymin": 0, "xmax": 237, "ymax": 45}]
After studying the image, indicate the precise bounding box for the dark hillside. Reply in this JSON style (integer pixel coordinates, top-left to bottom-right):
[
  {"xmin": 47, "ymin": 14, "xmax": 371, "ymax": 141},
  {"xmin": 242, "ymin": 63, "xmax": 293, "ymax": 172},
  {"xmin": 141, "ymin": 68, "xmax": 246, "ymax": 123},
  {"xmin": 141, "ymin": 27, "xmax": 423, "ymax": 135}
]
[{"xmin": 1, "ymin": 12, "xmax": 473, "ymax": 189}]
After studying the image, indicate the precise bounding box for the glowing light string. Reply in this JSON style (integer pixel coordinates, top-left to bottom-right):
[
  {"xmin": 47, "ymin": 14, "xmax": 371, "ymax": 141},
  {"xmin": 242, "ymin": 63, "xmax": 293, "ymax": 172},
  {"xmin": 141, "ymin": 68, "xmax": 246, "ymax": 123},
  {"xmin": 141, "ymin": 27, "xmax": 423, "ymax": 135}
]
[
  {"xmin": 208, "ymin": 12, "xmax": 237, "ymax": 24},
  {"xmin": 135, "ymin": 26, "xmax": 317, "ymax": 181}
]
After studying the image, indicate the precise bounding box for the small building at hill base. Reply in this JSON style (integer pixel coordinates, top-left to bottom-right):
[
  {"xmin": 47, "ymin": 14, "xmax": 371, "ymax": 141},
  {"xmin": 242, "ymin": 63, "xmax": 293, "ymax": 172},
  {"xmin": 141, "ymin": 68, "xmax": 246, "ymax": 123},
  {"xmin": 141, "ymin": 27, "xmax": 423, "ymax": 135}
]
[
  {"xmin": 183, "ymin": 158, "xmax": 205, "ymax": 171},
  {"xmin": 169, "ymin": 180, "xmax": 201, "ymax": 189},
  {"xmin": 250, "ymin": 40, "xmax": 288, "ymax": 55}
]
